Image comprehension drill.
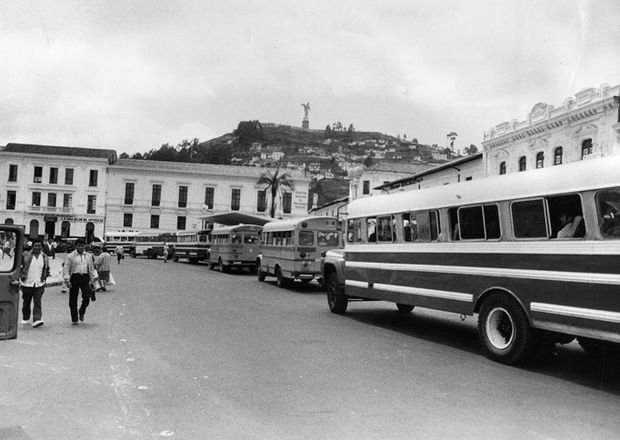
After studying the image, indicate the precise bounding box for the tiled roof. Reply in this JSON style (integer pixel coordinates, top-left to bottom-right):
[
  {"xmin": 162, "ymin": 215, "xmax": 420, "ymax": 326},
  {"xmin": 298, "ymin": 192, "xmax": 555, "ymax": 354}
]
[{"xmin": 3, "ymin": 143, "xmax": 117, "ymax": 163}]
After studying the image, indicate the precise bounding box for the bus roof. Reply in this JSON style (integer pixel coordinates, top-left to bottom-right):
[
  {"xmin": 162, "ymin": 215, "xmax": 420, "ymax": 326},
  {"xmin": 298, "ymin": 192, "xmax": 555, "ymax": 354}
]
[
  {"xmin": 262, "ymin": 216, "xmax": 339, "ymax": 232},
  {"xmin": 176, "ymin": 229, "xmax": 211, "ymax": 237},
  {"xmin": 348, "ymin": 155, "xmax": 620, "ymax": 219},
  {"xmin": 211, "ymin": 224, "xmax": 263, "ymax": 234}
]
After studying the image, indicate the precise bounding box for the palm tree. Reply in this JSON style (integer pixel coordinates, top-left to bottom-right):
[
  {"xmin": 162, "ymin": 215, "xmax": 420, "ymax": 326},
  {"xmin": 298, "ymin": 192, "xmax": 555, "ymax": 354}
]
[{"xmin": 257, "ymin": 168, "xmax": 294, "ymax": 218}]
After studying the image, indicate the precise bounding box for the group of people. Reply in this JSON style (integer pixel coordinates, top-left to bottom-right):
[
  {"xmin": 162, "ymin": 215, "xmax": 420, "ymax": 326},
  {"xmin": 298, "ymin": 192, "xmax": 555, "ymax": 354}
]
[{"xmin": 12, "ymin": 237, "xmax": 116, "ymax": 328}]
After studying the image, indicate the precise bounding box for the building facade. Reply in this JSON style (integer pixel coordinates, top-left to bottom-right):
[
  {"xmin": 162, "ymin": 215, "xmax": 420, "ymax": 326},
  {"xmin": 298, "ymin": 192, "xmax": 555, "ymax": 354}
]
[
  {"xmin": 0, "ymin": 144, "xmax": 115, "ymax": 241},
  {"xmin": 0, "ymin": 144, "xmax": 310, "ymax": 240},
  {"xmin": 483, "ymin": 84, "xmax": 620, "ymax": 176}
]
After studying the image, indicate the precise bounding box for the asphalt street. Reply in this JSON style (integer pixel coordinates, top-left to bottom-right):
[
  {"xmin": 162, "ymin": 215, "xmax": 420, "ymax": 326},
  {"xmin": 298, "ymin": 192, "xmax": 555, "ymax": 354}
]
[{"xmin": 1, "ymin": 255, "xmax": 619, "ymax": 440}]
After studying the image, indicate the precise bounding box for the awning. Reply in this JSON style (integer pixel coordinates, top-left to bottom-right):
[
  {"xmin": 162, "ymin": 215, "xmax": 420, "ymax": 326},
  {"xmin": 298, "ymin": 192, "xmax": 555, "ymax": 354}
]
[{"xmin": 200, "ymin": 211, "xmax": 272, "ymax": 226}]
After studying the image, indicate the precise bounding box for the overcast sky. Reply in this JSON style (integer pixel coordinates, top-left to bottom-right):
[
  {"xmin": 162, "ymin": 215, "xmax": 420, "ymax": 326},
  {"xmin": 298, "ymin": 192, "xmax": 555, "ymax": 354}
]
[{"xmin": 1, "ymin": 0, "xmax": 619, "ymax": 155}]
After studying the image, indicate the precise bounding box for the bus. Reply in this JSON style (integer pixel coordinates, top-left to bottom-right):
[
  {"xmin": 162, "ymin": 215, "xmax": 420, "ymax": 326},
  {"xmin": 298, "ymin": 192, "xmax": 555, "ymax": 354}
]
[
  {"xmin": 134, "ymin": 232, "xmax": 177, "ymax": 259},
  {"xmin": 321, "ymin": 156, "xmax": 620, "ymax": 365},
  {"xmin": 207, "ymin": 224, "xmax": 262, "ymax": 272},
  {"xmin": 258, "ymin": 216, "xmax": 341, "ymax": 287},
  {"xmin": 173, "ymin": 229, "xmax": 211, "ymax": 264},
  {"xmin": 103, "ymin": 231, "xmax": 137, "ymax": 256}
]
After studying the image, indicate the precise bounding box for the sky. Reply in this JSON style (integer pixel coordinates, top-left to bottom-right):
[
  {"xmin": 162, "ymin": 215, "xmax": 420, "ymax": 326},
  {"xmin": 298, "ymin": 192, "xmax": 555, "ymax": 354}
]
[{"xmin": 1, "ymin": 0, "xmax": 619, "ymax": 156}]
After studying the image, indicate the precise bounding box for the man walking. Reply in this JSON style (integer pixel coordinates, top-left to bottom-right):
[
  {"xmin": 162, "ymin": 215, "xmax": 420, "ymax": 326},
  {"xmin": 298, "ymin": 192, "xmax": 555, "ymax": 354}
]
[
  {"xmin": 63, "ymin": 238, "xmax": 98, "ymax": 325},
  {"xmin": 114, "ymin": 245, "xmax": 124, "ymax": 264},
  {"xmin": 12, "ymin": 239, "xmax": 50, "ymax": 328},
  {"xmin": 93, "ymin": 246, "xmax": 112, "ymax": 291}
]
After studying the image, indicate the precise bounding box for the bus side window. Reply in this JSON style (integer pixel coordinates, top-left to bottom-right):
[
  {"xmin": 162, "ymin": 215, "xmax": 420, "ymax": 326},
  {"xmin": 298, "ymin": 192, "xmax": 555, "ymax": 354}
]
[
  {"xmin": 547, "ymin": 194, "xmax": 585, "ymax": 239},
  {"xmin": 597, "ymin": 188, "xmax": 620, "ymax": 238},
  {"xmin": 377, "ymin": 216, "xmax": 393, "ymax": 242},
  {"xmin": 347, "ymin": 219, "xmax": 362, "ymax": 243},
  {"xmin": 448, "ymin": 208, "xmax": 460, "ymax": 240},
  {"xmin": 512, "ymin": 199, "xmax": 548, "ymax": 239},
  {"xmin": 402, "ymin": 213, "xmax": 412, "ymax": 242},
  {"xmin": 367, "ymin": 218, "xmax": 377, "ymax": 243}
]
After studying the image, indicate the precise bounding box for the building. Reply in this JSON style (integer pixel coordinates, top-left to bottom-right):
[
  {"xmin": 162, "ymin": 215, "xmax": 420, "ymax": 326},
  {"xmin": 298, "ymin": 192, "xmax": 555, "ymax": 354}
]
[
  {"xmin": 0, "ymin": 143, "xmax": 116, "ymax": 241},
  {"xmin": 483, "ymin": 83, "xmax": 620, "ymax": 176},
  {"xmin": 106, "ymin": 159, "xmax": 310, "ymax": 232},
  {"xmin": 348, "ymin": 162, "xmax": 436, "ymax": 201},
  {"xmin": 0, "ymin": 144, "xmax": 311, "ymax": 240}
]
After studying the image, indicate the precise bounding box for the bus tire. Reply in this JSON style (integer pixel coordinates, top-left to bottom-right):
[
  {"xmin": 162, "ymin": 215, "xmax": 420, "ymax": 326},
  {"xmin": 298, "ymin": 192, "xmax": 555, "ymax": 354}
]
[
  {"xmin": 326, "ymin": 272, "xmax": 347, "ymax": 315},
  {"xmin": 478, "ymin": 295, "xmax": 539, "ymax": 365},
  {"xmin": 275, "ymin": 267, "xmax": 290, "ymax": 288},
  {"xmin": 130, "ymin": 249, "xmax": 136, "ymax": 258},
  {"xmin": 146, "ymin": 249, "xmax": 153, "ymax": 259},
  {"xmin": 396, "ymin": 303, "xmax": 414, "ymax": 313},
  {"xmin": 173, "ymin": 255, "xmax": 179, "ymax": 262}
]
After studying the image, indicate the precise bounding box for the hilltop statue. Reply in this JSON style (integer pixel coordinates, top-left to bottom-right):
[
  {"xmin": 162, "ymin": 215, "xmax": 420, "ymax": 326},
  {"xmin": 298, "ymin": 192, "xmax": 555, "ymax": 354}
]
[{"xmin": 301, "ymin": 102, "xmax": 310, "ymax": 129}]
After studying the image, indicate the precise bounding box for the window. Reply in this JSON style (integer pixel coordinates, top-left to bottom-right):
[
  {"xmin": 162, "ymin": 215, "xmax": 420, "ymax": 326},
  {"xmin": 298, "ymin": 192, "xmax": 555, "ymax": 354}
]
[
  {"xmin": 177, "ymin": 216, "xmax": 186, "ymax": 230},
  {"xmin": 499, "ymin": 162, "xmax": 506, "ymax": 175},
  {"xmin": 547, "ymin": 194, "xmax": 584, "ymax": 239},
  {"xmin": 47, "ymin": 193, "xmax": 57, "ymax": 208},
  {"xmin": 317, "ymin": 231, "xmax": 339, "ymax": 247},
  {"xmin": 8, "ymin": 164, "xmax": 18, "ymax": 182},
  {"xmin": 231, "ymin": 188, "xmax": 241, "ymax": 211},
  {"xmin": 376, "ymin": 216, "xmax": 394, "ymax": 242},
  {"xmin": 63, "ymin": 194, "xmax": 72, "ymax": 208},
  {"xmin": 65, "ymin": 168, "xmax": 74, "ymax": 185},
  {"xmin": 536, "ymin": 152, "xmax": 544, "ymax": 169},
  {"xmin": 518, "ymin": 156, "xmax": 527, "ymax": 172},
  {"xmin": 123, "ymin": 213, "xmax": 133, "ymax": 227},
  {"xmin": 34, "ymin": 166, "xmax": 43, "ymax": 183},
  {"xmin": 346, "ymin": 218, "xmax": 362, "ymax": 243},
  {"xmin": 150, "ymin": 215, "xmax": 160, "ymax": 229},
  {"xmin": 6, "ymin": 191, "xmax": 16, "ymax": 210},
  {"xmin": 178, "ymin": 185, "xmax": 188, "ymax": 208},
  {"xmin": 256, "ymin": 190, "xmax": 266, "ymax": 212},
  {"xmin": 89, "ymin": 170, "xmax": 98, "ymax": 187},
  {"xmin": 205, "ymin": 187, "xmax": 214, "ymax": 209},
  {"xmin": 403, "ymin": 210, "xmax": 440, "ymax": 242},
  {"xmin": 581, "ymin": 138, "xmax": 593, "ymax": 159},
  {"xmin": 152, "ymin": 184, "xmax": 161, "ymax": 207},
  {"xmin": 299, "ymin": 230, "xmax": 314, "ymax": 246},
  {"xmin": 554, "ymin": 147, "xmax": 563, "ymax": 165},
  {"xmin": 512, "ymin": 199, "xmax": 547, "ymax": 238},
  {"xmin": 49, "ymin": 167, "xmax": 58, "ymax": 184},
  {"xmin": 363, "ymin": 180, "xmax": 370, "ymax": 195},
  {"xmin": 124, "ymin": 182, "xmax": 135, "ymax": 205},
  {"xmin": 87, "ymin": 195, "xmax": 97, "ymax": 214},
  {"xmin": 457, "ymin": 204, "xmax": 500, "ymax": 240},
  {"xmin": 282, "ymin": 192, "xmax": 292, "ymax": 214},
  {"xmin": 32, "ymin": 192, "xmax": 41, "ymax": 207},
  {"xmin": 596, "ymin": 187, "xmax": 620, "ymax": 238},
  {"xmin": 367, "ymin": 217, "xmax": 377, "ymax": 242}
]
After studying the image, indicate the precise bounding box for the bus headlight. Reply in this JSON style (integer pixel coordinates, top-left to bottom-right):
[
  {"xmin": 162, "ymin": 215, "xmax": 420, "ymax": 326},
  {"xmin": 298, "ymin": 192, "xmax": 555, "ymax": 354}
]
[{"xmin": 300, "ymin": 251, "xmax": 306, "ymax": 258}]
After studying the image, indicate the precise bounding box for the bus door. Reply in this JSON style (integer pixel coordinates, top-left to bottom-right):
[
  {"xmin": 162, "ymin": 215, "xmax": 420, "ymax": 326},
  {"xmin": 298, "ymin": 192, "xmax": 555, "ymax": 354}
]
[{"xmin": 0, "ymin": 225, "xmax": 24, "ymax": 339}]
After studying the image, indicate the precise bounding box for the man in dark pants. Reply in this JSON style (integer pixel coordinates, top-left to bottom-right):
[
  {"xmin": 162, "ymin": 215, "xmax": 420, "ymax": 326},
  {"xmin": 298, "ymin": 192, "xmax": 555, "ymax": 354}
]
[
  {"xmin": 11, "ymin": 239, "xmax": 50, "ymax": 328},
  {"xmin": 63, "ymin": 238, "xmax": 98, "ymax": 325}
]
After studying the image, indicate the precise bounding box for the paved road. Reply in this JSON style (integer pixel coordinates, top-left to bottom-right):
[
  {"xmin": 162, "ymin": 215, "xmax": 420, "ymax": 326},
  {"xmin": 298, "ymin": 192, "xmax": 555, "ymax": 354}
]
[{"xmin": 1, "ymin": 256, "xmax": 619, "ymax": 439}]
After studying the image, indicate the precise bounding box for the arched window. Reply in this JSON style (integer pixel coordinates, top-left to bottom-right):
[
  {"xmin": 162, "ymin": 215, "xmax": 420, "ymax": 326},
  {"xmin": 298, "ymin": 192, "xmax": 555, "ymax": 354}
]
[
  {"xmin": 536, "ymin": 152, "xmax": 544, "ymax": 169},
  {"xmin": 29, "ymin": 219, "xmax": 39, "ymax": 239},
  {"xmin": 518, "ymin": 156, "xmax": 527, "ymax": 172},
  {"xmin": 554, "ymin": 147, "xmax": 563, "ymax": 165},
  {"xmin": 499, "ymin": 161, "xmax": 506, "ymax": 175},
  {"xmin": 4, "ymin": 218, "xmax": 14, "ymax": 225},
  {"xmin": 61, "ymin": 221, "xmax": 71, "ymax": 238},
  {"xmin": 581, "ymin": 138, "xmax": 593, "ymax": 159}
]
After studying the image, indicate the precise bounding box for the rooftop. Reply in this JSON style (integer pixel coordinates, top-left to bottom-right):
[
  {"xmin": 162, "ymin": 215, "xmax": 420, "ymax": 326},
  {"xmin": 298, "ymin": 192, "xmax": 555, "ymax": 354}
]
[{"xmin": 3, "ymin": 143, "xmax": 117, "ymax": 163}]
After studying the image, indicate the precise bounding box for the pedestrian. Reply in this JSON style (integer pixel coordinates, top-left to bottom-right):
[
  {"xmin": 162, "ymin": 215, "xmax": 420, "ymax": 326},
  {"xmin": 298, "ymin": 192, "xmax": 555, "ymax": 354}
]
[
  {"xmin": 93, "ymin": 246, "xmax": 112, "ymax": 291},
  {"xmin": 43, "ymin": 236, "xmax": 56, "ymax": 259},
  {"xmin": 11, "ymin": 239, "xmax": 50, "ymax": 328},
  {"xmin": 63, "ymin": 238, "xmax": 98, "ymax": 325},
  {"xmin": 163, "ymin": 243, "xmax": 169, "ymax": 263},
  {"xmin": 114, "ymin": 245, "xmax": 124, "ymax": 264}
]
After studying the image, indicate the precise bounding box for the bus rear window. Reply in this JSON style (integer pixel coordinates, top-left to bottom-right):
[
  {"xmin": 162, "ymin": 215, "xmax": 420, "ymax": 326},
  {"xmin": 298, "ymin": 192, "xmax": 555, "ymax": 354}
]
[
  {"xmin": 318, "ymin": 231, "xmax": 339, "ymax": 247},
  {"xmin": 299, "ymin": 231, "xmax": 314, "ymax": 246}
]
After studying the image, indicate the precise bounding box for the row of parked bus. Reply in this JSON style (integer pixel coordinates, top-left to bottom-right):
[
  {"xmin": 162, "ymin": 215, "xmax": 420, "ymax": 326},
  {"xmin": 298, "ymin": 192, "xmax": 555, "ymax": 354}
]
[{"xmin": 103, "ymin": 216, "xmax": 342, "ymax": 286}]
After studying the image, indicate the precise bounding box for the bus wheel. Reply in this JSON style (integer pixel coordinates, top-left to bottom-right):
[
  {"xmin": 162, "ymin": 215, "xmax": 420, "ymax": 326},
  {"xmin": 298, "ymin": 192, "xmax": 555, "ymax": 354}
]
[
  {"xmin": 326, "ymin": 272, "xmax": 347, "ymax": 314},
  {"xmin": 130, "ymin": 250, "xmax": 136, "ymax": 258},
  {"xmin": 257, "ymin": 264, "xmax": 266, "ymax": 282},
  {"xmin": 146, "ymin": 250, "xmax": 153, "ymax": 259},
  {"xmin": 396, "ymin": 303, "xmax": 414, "ymax": 313},
  {"xmin": 478, "ymin": 295, "xmax": 539, "ymax": 365},
  {"xmin": 173, "ymin": 255, "xmax": 179, "ymax": 262},
  {"xmin": 275, "ymin": 267, "xmax": 289, "ymax": 288}
]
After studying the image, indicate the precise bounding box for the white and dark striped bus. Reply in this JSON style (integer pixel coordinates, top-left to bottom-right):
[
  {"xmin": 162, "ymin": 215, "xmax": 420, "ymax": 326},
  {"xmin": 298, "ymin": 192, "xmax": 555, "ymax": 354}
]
[
  {"xmin": 103, "ymin": 231, "xmax": 137, "ymax": 256},
  {"xmin": 172, "ymin": 229, "xmax": 211, "ymax": 264},
  {"xmin": 258, "ymin": 216, "xmax": 341, "ymax": 287},
  {"xmin": 207, "ymin": 224, "xmax": 262, "ymax": 272},
  {"xmin": 135, "ymin": 232, "xmax": 177, "ymax": 259},
  {"xmin": 322, "ymin": 156, "xmax": 620, "ymax": 364}
]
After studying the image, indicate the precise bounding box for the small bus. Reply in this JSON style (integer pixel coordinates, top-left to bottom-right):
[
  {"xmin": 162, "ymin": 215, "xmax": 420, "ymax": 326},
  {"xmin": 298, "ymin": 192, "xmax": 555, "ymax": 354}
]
[
  {"xmin": 135, "ymin": 232, "xmax": 177, "ymax": 259},
  {"xmin": 103, "ymin": 231, "xmax": 137, "ymax": 256},
  {"xmin": 322, "ymin": 155, "xmax": 620, "ymax": 365},
  {"xmin": 173, "ymin": 229, "xmax": 211, "ymax": 264},
  {"xmin": 258, "ymin": 216, "xmax": 341, "ymax": 287},
  {"xmin": 208, "ymin": 224, "xmax": 262, "ymax": 272}
]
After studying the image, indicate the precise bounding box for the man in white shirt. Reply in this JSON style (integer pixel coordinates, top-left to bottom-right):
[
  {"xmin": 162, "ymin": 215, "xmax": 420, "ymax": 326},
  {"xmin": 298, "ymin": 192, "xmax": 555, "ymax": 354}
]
[
  {"xmin": 13, "ymin": 239, "xmax": 50, "ymax": 328},
  {"xmin": 63, "ymin": 238, "xmax": 98, "ymax": 325}
]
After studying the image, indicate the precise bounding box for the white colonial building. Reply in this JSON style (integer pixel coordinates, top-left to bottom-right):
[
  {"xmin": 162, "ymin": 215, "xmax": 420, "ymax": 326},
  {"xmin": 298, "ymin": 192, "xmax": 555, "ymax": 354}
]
[
  {"xmin": 0, "ymin": 144, "xmax": 115, "ymax": 241},
  {"xmin": 0, "ymin": 144, "xmax": 310, "ymax": 240},
  {"xmin": 483, "ymin": 84, "xmax": 620, "ymax": 175},
  {"xmin": 106, "ymin": 159, "xmax": 310, "ymax": 232}
]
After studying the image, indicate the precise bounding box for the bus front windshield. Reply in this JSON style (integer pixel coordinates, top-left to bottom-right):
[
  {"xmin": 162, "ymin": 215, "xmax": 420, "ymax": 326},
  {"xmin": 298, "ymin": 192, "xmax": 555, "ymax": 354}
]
[{"xmin": 298, "ymin": 231, "xmax": 314, "ymax": 246}]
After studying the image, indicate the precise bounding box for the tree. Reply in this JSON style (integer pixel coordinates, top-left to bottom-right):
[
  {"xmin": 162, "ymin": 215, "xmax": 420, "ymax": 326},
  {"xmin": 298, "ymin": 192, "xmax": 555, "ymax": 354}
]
[
  {"xmin": 325, "ymin": 125, "xmax": 332, "ymax": 137},
  {"xmin": 464, "ymin": 144, "xmax": 479, "ymax": 155},
  {"xmin": 363, "ymin": 154, "xmax": 374, "ymax": 168},
  {"xmin": 119, "ymin": 152, "xmax": 129, "ymax": 159},
  {"xmin": 257, "ymin": 168, "xmax": 294, "ymax": 218}
]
